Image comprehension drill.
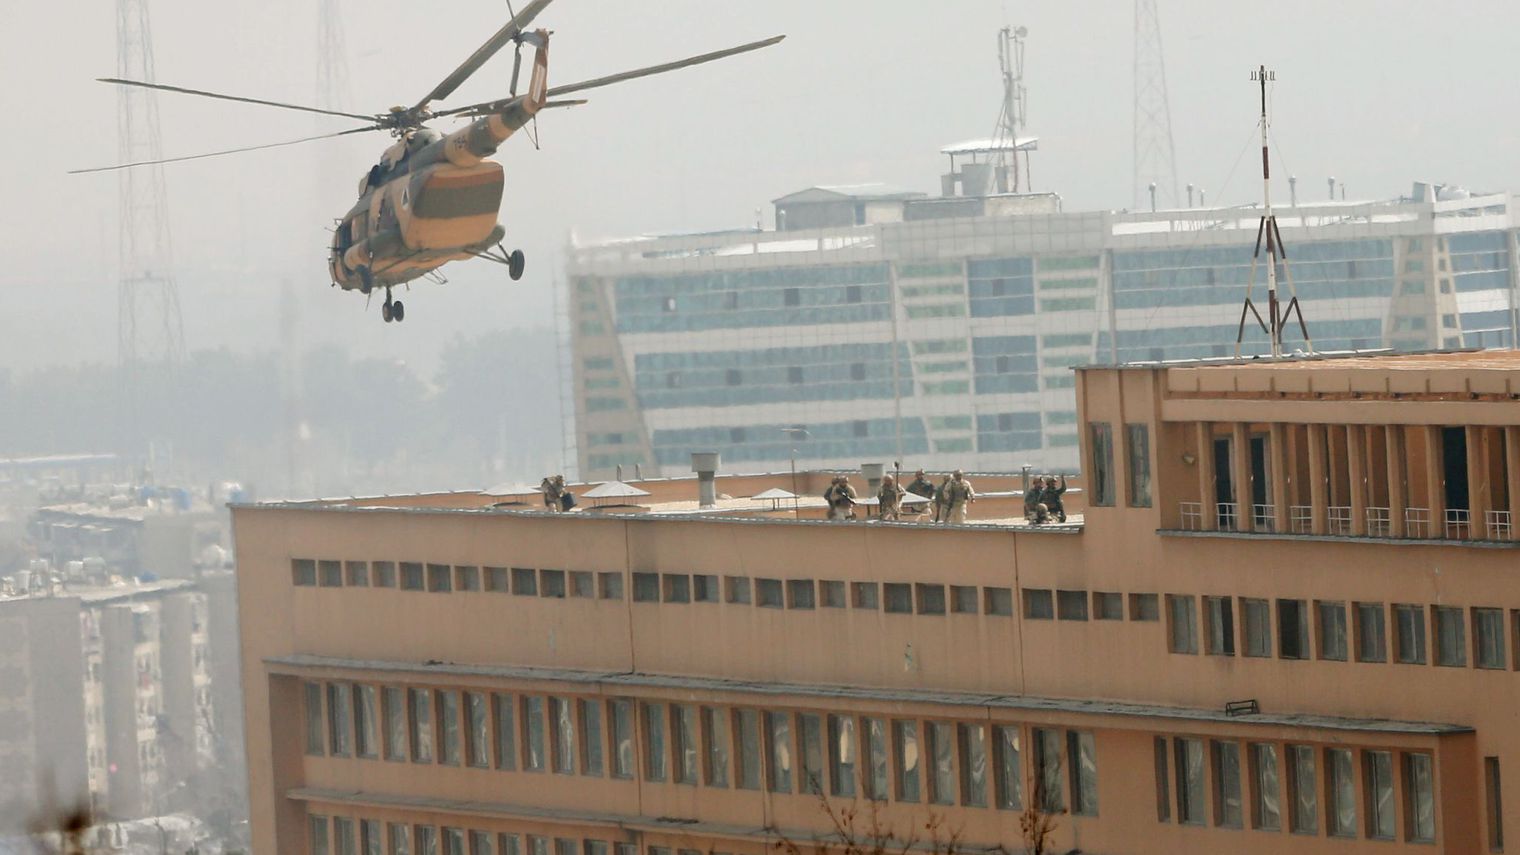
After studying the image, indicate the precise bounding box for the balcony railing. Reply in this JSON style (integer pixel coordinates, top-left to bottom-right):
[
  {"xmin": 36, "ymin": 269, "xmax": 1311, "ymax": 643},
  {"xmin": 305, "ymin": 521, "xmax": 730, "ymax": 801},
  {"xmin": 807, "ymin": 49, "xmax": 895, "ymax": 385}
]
[
  {"xmin": 1290, "ymin": 505, "xmax": 1314, "ymax": 533},
  {"xmin": 1328, "ymin": 505, "xmax": 1352, "ymax": 536},
  {"xmin": 1366, "ymin": 506, "xmax": 1391, "ymax": 538},
  {"xmin": 1179, "ymin": 502, "xmax": 1203, "ymax": 531},
  {"xmin": 1217, "ymin": 502, "xmax": 1240, "ymax": 532},
  {"xmin": 1486, "ymin": 510, "xmax": 1513, "ymax": 541},
  {"xmin": 1175, "ymin": 499, "xmax": 1511, "ymax": 545},
  {"xmin": 1251, "ymin": 504, "xmax": 1275, "ymax": 532},
  {"xmin": 1405, "ymin": 507, "xmax": 1432, "ymax": 539},
  {"xmin": 1446, "ymin": 508, "xmax": 1471, "ymax": 540}
]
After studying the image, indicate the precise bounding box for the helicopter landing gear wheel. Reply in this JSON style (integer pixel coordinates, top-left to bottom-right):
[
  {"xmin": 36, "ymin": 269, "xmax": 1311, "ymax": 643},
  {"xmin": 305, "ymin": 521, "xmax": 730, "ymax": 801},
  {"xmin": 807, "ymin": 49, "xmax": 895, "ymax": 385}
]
[
  {"xmin": 392, "ymin": 300, "xmax": 405, "ymax": 322},
  {"xmin": 381, "ymin": 301, "xmax": 393, "ymax": 323},
  {"xmin": 508, "ymin": 249, "xmax": 525, "ymax": 281}
]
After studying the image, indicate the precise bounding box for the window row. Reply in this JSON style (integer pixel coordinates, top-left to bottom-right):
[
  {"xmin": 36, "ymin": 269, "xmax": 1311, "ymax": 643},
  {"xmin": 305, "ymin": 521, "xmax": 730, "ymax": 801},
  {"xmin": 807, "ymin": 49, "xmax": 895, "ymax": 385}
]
[
  {"xmin": 1021, "ymin": 588, "xmax": 1161, "ymax": 622},
  {"xmin": 1154, "ymin": 737, "xmax": 1441, "ymax": 844},
  {"xmin": 301, "ymin": 681, "xmax": 1097, "ymax": 816},
  {"xmin": 308, "ymin": 818, "xmax": 643, "ymax": 855},
  {"xmin": 292, "ymin": 560, "xmax": 625, "ymax": 600},
  {"xmin": 1166, "ymin": 594, "xmax": 1517, "ymax": 670}
]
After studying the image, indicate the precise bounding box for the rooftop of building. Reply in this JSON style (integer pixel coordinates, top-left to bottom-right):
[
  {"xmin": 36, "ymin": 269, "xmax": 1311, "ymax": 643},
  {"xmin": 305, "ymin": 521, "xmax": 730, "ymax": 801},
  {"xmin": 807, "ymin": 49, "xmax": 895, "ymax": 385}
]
[{"xmin": 0, "ymin": 576, "xmax": 194, "ymax": 607}]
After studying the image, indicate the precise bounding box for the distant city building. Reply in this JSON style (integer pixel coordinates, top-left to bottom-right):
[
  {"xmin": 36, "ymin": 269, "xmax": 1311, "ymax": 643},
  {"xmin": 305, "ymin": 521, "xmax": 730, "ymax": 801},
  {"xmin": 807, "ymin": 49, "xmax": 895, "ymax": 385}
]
[{"xmin": 567, "ymin": 168, "xmax": 1520, "ymax": 479}]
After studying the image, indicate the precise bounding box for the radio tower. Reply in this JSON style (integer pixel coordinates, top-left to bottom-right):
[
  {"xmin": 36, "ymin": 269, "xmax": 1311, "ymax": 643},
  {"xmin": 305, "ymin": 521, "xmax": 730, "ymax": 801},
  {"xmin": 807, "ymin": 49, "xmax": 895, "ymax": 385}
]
[
  {"xmin": 116, "ymin": 0, "xmax": 185, "ymax": 410},
  {"xmin": 1132, "ymin": 0, "xmax": 1179, "ymax": 209},
  {"xmin": 316, "ymin": 0, "xmax": 351, "ymax": 109},
  {"xmin": 993, "ymin": 25, "xmax": 1029, "ymax": 193}
]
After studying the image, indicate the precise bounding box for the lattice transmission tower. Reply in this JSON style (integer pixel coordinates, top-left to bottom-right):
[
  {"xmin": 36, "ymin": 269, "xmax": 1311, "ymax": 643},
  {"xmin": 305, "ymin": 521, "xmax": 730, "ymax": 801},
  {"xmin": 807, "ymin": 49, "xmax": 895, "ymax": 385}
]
[
  {"xmin": 316, "ymin": 0, "xmax": 352, "ymax": 110},
  {"xmin": 116, "ymin": 0, "xmax": 184, "ymax": 379},
  {"xmin": 1133, "ymin": 0, "xmax": 1179, "ymax": 210}
]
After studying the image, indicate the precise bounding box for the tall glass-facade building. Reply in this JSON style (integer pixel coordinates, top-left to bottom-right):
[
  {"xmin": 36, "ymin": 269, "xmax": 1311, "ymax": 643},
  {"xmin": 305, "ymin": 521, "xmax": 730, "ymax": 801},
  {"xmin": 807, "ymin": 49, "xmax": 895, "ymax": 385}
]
[{"xmin": 567, "ymin": 185, "xmax": 1519, "ymax": 479}]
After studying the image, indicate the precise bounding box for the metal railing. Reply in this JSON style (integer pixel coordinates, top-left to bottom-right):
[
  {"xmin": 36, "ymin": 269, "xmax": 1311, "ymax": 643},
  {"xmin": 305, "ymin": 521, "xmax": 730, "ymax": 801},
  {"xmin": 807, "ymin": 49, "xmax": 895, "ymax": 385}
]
[
  {"xmin": 1487, "ymin": 510, "xmax": 1513, "ymax": 541},
  {"xmin": 1405, "ymin": 507, "xmax": 1432, "ymax": 539},
  {"xmin": 1179, "ymin": 502, "xmax": 1203, "ymax": 531},
  {"xmin": 1217, "ymin": 502, "xmax": 1239, "ymax": 532},
  {"xmin": 1446, "ymin": 508, "xmax": 1471, "ymax": 540},
  {"xmin": 1252, "ymin": 504, "xmax": 1275, "ymax": 532},
  {"xmin": 1290, "ymin": 505, "xmax": 1314, "ymax": 534},
  {"xmin": 1366, "ymin": 506, "xmax": 1391, "ymax": 538},
  {"xmin": 1328, "ymin": 505, "xmax": 1352, "ymax": 536}
]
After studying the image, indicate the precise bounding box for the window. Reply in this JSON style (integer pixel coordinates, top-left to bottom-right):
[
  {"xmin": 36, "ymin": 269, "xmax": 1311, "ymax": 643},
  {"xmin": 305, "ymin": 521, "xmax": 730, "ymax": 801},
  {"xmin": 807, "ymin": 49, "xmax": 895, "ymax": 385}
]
[
  {"xmin": 632, "ymin": 573, "xmax": 659, "ymax": 602},
  {"xmin": 798, "ymin": 713, "xmax": 825, "ymax": 795},
  {"xmin": 1093, "ymin": 592, "xmax": 1123, "ymax": 620},
  {"xmin": 346, "ymin": 561, "xmax": 370, "ymax": 586},
  {"xmin": 579, "ymin": 698, "xmax": 603, "ymax": 776},
  {"xmin": 1395, "ymin": 604, "xmax": 1427, "ymax": 664},
  {"xmin": 570, "ymin": 571, "xmax": 594, "ymax": 598},
  {"xmin": 784, "ymin": 287, "xmax": 801, "ymax": 307},
  {"xmin": 1204, "ymin": 596, "xmax": 1235, "ymax": 656},
  {"xmin": 1175, "ymin": 738, "xmax": 1205, "ymax": 824},
  {"xmin": 1476, "ymin": 607, "xmax": 1506, "ymax": 669},
  {"xmin": 324, "ymin": 683, "xmax": 352, "ymax": 756},
  {"xmin": 598, "ymin": 572, "xmax": 624, "ymax": 600},
  {"xmin": 361, "ymin": 820, "xmax": 383, "ymax": 855},
  {"xmin": 736, "ymin": 708, "xmax": 761, "ymax": 790},
  {"xmin": 373, "ymin": 562, "xmax": 397, "ymax": 587},
  {"xmin": 1435, "ymin": 605, "xmax": 1466, "ymax": 667},
  {"xmin": 1356, "ymin": 602, "xmax": 1387, "ymax": 662},
  {"xmin": 766, "ymin": 711, "xmax": 792, "ymax": 792},
  {"xmin": 852, "ymin": 420, "xmax": 869, "ymax": 438},
  {"xmin": 401, "ymin": 563, "xmax": 425, "ymax": 591},
  {"xmin": 725, "ymin": 576, "xmax": 751, "ymax": 604},
  {"xmin": 1277, "ymin": 599, "xmax": 1309, "ymax": 660},
  {"xmin": 498, "ymin": 836, "xmax": 520, "ymax": 855},
  {"xmin": 1327, "ymin": 748, "xmax": 1356, "ymax": 837},
  {"xmin": 950, "ymin": 585, "xmax": 978, "ymax": 614},
  {"xmin": 1057, "ymin": 590, "xmax": 1089, "ymax": 621},
  {"xmin": 756, "ymin": 578, "xmax": 784, "ymax": 605},
  {"xmin": 1024, "ymin": 588, "xmax": 1054, "ymax": 620},
  {"xmin": 850, "ymin": 362, "xmax": 867, "ymax": 381},
  {"xmin": 642, "ymin": 702, "xmax": 667, "ymax": 782},
  {"xmin": 864, "ymin": 717, "xmax": 889, "ymax": 801},
  {"xmin": 916, "ymin": 583, "xmax": 947, "ymax": 615},
  {"xmin": 846, "ymin": 284, "xmax": 863, "ymax": 303},
  {"xmin": 427, "ymin": 563, "xmax": 452, "ymax": 593},
  {"xmin": 1288, "ymin": 744, "xmax": 1317, "ymax": 834},
  {"xmin": 609, "ymin": 699, "xmax": 634, "ymax": 779},
  {"xmin": 1207, "ymin": 740, "xmax": 1242, "ymax": 828},
  {"xmin": 1033, "ymin": 728, "xmax": 1064, "ymax": 812},
  {"xmin": 383, "ymin": 687, "xmax": 407, "ymax": 762},
  {"xmin": 444, "ymin": 830, "xmax": 465, "ymax": 855},
  {"xmin": 320, "ymin": 560, "xmax": 343, "ymax": 587},
  {"xmin": 1126, "ymin": 424, "xmax": 1152, "ymax": 507},
  {"xmin": 310, "ymin": 816, "xmax": 331, "ymax": 855},
  {"xmin": 985, "ymin": 587, "xmax": 1013, "ymax": 616},
  {"xmin": 852, "ymin": 582, "xmax": 879, "ymax": 609},
  {"xmin": 1068, "ymin": 731, "xmax": 1098, "ymax": 816},
  {"xmin": 511, "ymin": 567, "xmax": 536, "ymax": 596},
  {"xmin": 1153, "ymin": 737, "xmax": 1172, "ymax": 822},
  {"xmin": 884, "ymin": 583, "xmax": 912, "ymax": 613},
  {"xmin": 1243, "ymin": 598, "xmax": 1271, "ymax": 657},
  {"xmin": 829, "ymin": 715, "xmax": 857, "ymax": 797},
  {"xmin": 1250, "ymin": 742, "xmax": 1281, "ymax": 831},
  {"xmin": 1089, "ymin": 422, "xmax": 1115, "ymax": 506},
  {"xmin": 492, "ymin": 693, "xmax": 516, "ymax": 770},
  {"xmin": 894, "ymin": 720, "xmax": 920, "ymax": 802},
  {"xmin": 454, "ymin": 566, "xmax": 479, "ymax": 592},
  {"xmin": 1129, "ymin": 593, "xmax": 1160, "ymax": 621},
  {"xmin": 1405, "ymin": 753, "xmax": 1435, "ymax": 842},
  {"xmin": 541, "ymin": 569, "xmax": 566, "ymax": 598},
  {"xmin": 926, "ymin": 721, "xmax": 954, "ymax": 805},
  {"xmin": 389, "ymin": 824, "xmax": 412, "ymax": 855},
  {"xmin": 993, "ymin": 725, "xmax": 1022, "ymax": 810},
  {"xmin": 409, "ymin": 688, "xmax": 434, "ymax": 763},
  {"xmin": 1366, "ymin": 750, "xmax": 1395, "ymax": 840},
  {"xmin": 788, "ymin": 366, "xmax": 803, "ymax": 384},
  {"xmin": 1487, "ymin": 756, "xmax": 1504, "ymax": 851},
  {"xmin": 355, "ymin": 685, "xmax": 379, "ymax": 759},
  {"xmin": 693, "ymin": 574, "xmax": 720, "ymax": 603},
  {"xmin": 674, "ymin": 705, "xmax": 699, "ymax": 785},
  {"xmin": 523, "ymin": 696, "xmax": 545, "ymax": 771},
  {"xmin": 485, "ymin": 567, "xmax": 509, "ymax": 593},
  {"xmin": 1317, "ymin": 601, "xmax": 1348, "ymax": 661},
  {"xmin": 438, "ymin": 691, "xmax": 461, "ymax": 765},
  {"xmin": 787, "ymin": 579, "xmax": 816, "ymax": 609},
  {"xmin": 662, "ymin": 573, "xmax": 690, "ymax": 603},
  {"xmin": 470, "ymin": 832, "xmax": 493, "ymax": 855},
  {"xmin": 304, "ymin": 682, "xmax": 325, "ymax": 755},
  {"xmin": 1167, "ymin": 595, "xmax": 1198, "ymax": 654},
  {"xmin": 702, "ymin": 706, "xmax": 729, "ymax": 787},
  {"xmin": 549, "ymin": 697, "xmax": 574, "ymax": 774},
  {"xmin": 725, "ymin": 369, "xmax": 742, "ymax": 386}
]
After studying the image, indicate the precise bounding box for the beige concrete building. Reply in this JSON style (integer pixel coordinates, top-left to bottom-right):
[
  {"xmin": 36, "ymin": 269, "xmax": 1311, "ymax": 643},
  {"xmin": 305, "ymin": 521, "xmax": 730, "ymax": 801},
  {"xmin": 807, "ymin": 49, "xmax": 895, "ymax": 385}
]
[{"xmin": 236, "ymin": 350, "xmax": 1520, "ymax": 855}]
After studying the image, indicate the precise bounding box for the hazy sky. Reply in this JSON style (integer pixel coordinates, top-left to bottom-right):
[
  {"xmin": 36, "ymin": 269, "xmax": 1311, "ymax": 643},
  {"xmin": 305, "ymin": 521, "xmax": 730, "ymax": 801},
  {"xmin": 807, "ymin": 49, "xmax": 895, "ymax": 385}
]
[{"xmin": 4, "ymin": 0, "xmax": 1519, "ymax": 375}]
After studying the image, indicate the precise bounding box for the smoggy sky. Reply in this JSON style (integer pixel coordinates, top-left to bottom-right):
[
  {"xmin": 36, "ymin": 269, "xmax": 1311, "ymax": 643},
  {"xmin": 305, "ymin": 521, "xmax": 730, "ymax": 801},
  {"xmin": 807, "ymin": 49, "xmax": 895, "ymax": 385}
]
[{"xmin": 3, "ymin": 0, "xmax": 1517, "ymax": 375}]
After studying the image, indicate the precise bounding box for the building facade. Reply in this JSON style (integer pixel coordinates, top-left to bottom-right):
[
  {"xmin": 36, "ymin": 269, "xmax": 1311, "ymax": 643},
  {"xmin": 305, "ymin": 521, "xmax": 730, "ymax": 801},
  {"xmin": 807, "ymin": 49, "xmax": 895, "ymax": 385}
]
[
  {"xmin": 567, "ymin": 184, "xmax": 1520, "ymax": 480},
  {"xmin": 238, "ymin": 350, "xmax": 1520, "ymax": 854}
]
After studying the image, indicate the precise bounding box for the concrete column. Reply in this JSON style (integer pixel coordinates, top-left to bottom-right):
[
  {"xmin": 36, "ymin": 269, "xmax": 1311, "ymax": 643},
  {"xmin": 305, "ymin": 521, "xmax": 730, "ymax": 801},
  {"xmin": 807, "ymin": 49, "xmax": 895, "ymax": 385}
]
[
  {"xmin": 1232, "ymin": 422, "xmax": 1253, "ymax": 532},
  {"xmin": 1308, "ymin": 424, "xmax": 1328, "ymax": 535},
  {"xmin": 1197, "ymin": 422, "xmax": 1217, "ymax": 530},
  {"xmin": 1467, "ymin": 426, "xmax": 1490, "ymax": 539},
  {"xmin": 1422, "ymin": 426, "xmax": 1446, "ymax": 537},
  {"xmin": 1348, "ymin": 425, "xmax": 1368, "ymax": 536},
  {"xmin": 1507, "ymin": 427, "xmax": 1520, "ymax": 541},
  {"xmin": 1386, "ymin": 425, "xmax": 1407, "ymax": 538},
  {"xmin": 1269, "ymin": 423, "xmax": 1289, "ymax": 533}
]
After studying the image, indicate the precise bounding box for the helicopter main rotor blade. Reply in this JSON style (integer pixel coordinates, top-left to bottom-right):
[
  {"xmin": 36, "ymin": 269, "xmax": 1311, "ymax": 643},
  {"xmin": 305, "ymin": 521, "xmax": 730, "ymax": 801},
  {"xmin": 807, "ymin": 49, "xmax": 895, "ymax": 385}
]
[
  {"xmin": 546, "ymin": 35, "xmax": 785, "ymax": 98},
  {"xmin": 432, "ymin": 95, "xmax": 586, "ymax": 120},
  {"xmin": 414, "ymin": 0, "xmax": 555, "ymax": 110},
  {"xmin": 68, "ymin": 126, "xmax": 382, "ymax": 175},
  {"xmin": 99, "ymin": 78, "xmax": 379, "ymax": 123}
]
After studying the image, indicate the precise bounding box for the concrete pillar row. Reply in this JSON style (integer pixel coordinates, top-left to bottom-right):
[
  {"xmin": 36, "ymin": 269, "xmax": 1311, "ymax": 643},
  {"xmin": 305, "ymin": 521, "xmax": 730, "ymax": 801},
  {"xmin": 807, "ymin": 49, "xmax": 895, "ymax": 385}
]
[
  {"xmin": 1421, "ymin": 425, "xmax": 1446, "ymax": 538},
  {"xmin": 1308, "ymin": 424, "xmax": 1328, "ymax": 536},
  {"xmin": 1231, "ymin": 422, "xmax": 1253, "ymax": 532},
  {"xmin": 1348, "ymin": 424, "xmax": 1368, "ymax": 537},
  {"xmin": 1467, "ymin": 425, "xmax": 1492, "ymax": 539},
  {"xmin": 1386, "ymin": 424, "xmax": 1408, "ymax": 538},
  {"xmin": 1196, "ymin": 421, "xmax": 1217, "ymax": 530},
  {"xmin": 1268, "ymin": 422, "xmax": 1290, "ymax": 533},
  {"xmin": 1506, "ymin": 426, "xmax": 1520, "ymax": 541}
]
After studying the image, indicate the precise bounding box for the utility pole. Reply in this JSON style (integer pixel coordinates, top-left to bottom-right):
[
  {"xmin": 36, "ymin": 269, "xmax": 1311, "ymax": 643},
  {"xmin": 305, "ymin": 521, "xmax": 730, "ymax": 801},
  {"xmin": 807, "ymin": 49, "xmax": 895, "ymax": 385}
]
[{"xmin": 1133, "ymin": 0, "xmax": 1179, "ymax": 209}]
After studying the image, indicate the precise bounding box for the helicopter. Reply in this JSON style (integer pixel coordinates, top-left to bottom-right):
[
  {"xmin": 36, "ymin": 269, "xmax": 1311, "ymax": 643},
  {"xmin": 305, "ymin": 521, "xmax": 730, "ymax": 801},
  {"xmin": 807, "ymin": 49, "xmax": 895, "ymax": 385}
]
[{"xmin": 75, "ymin": 0, "xmax": 783, "ymax": 323}]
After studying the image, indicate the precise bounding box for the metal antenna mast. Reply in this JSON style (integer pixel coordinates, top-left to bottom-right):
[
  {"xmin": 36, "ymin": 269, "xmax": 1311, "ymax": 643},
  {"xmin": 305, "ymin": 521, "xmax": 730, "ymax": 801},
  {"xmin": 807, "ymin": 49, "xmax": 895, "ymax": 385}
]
[
  {"xmin": 1234, "ymin": 65, "xmax": 1312, "ymax": 358},
  {"xmin": 1132, "ymin": 0, "xmax": 1179, "ymax": 209},
  {"xmin": 994, "ymin": 25, "xmax": 1029, "ymax": 192},
  {"xmin": 316, "ymin": 0, "xmax": 352, "ymax": 109},
  {"xmin": 116, "ymin": 0, "xmax": 185, "ymax": 414}
]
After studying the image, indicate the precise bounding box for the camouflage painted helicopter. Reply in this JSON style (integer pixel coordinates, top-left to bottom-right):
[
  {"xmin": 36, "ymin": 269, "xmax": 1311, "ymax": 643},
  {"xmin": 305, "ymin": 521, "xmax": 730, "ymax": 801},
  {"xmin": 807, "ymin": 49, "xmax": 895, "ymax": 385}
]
[{"xmin": 76, "ymin": 0, "xmax": 782, "ymax": 323}]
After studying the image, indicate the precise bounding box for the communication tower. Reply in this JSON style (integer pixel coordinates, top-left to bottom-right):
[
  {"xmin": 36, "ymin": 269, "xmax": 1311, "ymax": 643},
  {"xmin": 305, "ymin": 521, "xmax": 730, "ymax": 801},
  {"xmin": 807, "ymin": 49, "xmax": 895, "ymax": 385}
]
[
  {"xmin": 1132, "ymin": 0, "xmax": 1179, "ymax": 209},
  {"xmin": 116, "ymin": 0, "xmax": 185, "ymax": 381},
  {"xmin": 993, "ymin": 25, "xmax": 1030, "ymax": 193},
  {"xmin": 316, "ymin": 0, "xmax": 351, "ymax": 109}
]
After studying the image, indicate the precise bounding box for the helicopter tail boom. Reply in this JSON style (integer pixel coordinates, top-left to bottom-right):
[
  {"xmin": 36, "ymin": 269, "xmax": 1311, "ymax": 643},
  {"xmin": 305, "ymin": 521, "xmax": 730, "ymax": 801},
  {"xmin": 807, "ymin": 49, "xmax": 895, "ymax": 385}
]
[{"xmin": 440, "ymin": 31, "xmax": 550, "ymax": 168}]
